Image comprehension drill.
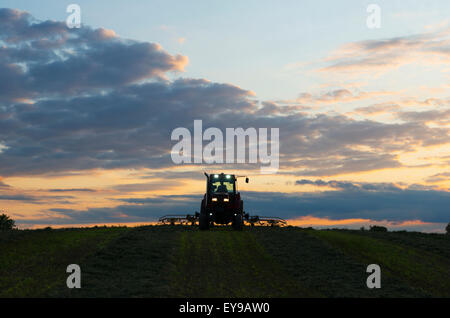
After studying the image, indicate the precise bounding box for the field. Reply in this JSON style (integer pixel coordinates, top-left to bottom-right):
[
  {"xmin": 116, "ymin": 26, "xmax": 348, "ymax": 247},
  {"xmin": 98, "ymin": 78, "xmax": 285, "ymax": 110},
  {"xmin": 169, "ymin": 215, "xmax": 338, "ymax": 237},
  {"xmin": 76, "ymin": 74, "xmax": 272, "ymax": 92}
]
[{"xmin": 1, "ymin": 225, "xmax": 449, "ymax": 298}]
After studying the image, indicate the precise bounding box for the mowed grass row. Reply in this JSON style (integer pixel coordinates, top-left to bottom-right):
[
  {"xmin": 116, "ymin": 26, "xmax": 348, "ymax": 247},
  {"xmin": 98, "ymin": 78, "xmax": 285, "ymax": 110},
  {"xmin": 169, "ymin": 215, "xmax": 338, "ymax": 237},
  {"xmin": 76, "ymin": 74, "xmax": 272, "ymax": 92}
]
[
  {"xmin": 169, "ymin": 227, "xmax": 314, "ymax": 297},
  {"xmin": 252, "ymin": 227, "xmax": 427, "ymax": 297},
  {"xmin": 310, "ymin": 230, "xmax": 450, "ymax": 297},
  {"xmin": 0, "ymin": 227, "xmax": 128, "ymax": 297},
  {"xmin": 62, "ymin": 226, "xmax": 181, "ymax": 297},
  {"xmin": 352, "ymin": 230, "xmax": 450, "ymax": 260},
  {"xmin": 52, "ymin": 226, "xmax": 314, "ymax": 297}
]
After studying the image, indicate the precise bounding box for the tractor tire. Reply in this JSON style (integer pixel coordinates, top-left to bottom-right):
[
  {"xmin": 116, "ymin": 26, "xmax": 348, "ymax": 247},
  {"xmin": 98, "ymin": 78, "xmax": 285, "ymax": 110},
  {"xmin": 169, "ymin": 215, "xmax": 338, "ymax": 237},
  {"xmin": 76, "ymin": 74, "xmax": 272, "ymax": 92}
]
[
  {"xmin": 199, "ymin": 213, "xmax": 209, "ymax": 230},
  {"xmin": 232, "ymin": 213, "xmax": 243, "ymax": 231}
]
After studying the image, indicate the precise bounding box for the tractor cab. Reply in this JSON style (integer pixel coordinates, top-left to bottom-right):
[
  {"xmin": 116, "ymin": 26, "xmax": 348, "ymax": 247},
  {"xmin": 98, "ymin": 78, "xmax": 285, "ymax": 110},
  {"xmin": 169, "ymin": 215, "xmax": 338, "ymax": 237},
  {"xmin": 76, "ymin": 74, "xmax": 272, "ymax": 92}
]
[
  {"xmin": 208, "ymin": 173, "xmax": 235, "ymax": 194},
  {"xmin": 199, "ymin": 173, "xmax": 248, "ymax": 230}
]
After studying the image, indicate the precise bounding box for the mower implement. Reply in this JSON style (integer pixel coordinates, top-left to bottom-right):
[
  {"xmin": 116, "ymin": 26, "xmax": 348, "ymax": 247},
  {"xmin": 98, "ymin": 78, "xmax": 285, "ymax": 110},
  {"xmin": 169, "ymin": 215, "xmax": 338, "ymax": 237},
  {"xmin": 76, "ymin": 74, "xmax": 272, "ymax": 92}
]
[
  {"xmin": 246, "ymin": 215, "xmax": 287, "ymax": 227},
  {"xmin": 158, "ymin": 214, "xmax": 197, "ymax": 226}
]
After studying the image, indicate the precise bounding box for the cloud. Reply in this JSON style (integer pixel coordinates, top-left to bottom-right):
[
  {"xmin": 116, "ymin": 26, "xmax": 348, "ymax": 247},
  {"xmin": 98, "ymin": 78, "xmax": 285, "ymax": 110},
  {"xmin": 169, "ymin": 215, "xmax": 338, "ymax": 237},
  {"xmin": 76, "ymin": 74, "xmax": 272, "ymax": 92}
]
[
  {"xmin": 0, "ymin": 180, "xmax": 10, "ymax": 188},
  {"xmin": 0, "ymin": 78, "xmax": 256, "ymax": 175},
  {"xmin": 0, "ymin": 8, "xmax": 188, "ymax": 102},
  {"xmin": 244, "ymin": 189, "xmax": 450, "ymax": 223},
  {"xmin": 17, "ymin": 194, "xmax": 200, "ymax": 225},
  {"xmin": 0, "ymin": 193, "xmax": 74, "ymax": 203},
  {"xmin": 295, "ymin": 179, "xmax": 402, "ymax": 191},
  {"xmin": 47, "ymin": 188, "xmax": 96, "ymax": 192},
  {"xmin": 0, "ymin": 82, "xmax": 448, "ymax": 176},
  {"xmin": 0, "ymin": 7, "xmax": 448, "ymax": 180},
  {"xmin": 137, "ymin": 170, "xmax": 207, "ymax": 180},
  {"xmin": 426, "ymin": 172, "xmax": 450, "ymax": 183},
  {"xmin": 0, "ymin": 194, "xmax": 39, "ymax": 202},
  {"xmin": 353, "ymin": 103, "xmax": 401, "ymax": 116},
  {"xmin": 253, "ymin": 101, "xmax": 310, "ymax": 116},
  {"xmin": 288, "ymin": 216, "xmax": 447, "ymax": 233},
  {"xmin": 320, "ymin": 27, "xmax": 450, "ymax": 75},
  {"xmin": 0, "ymin": 181, "xmax": 76, "ymax": 203},
  {"xmin": 397, "ymin": 109, "xmax": 450, "ymax": 125},
  {"xmin": 296, "ymin": 89, "xmax": 394, "ymax": 105},
  {"xmin": 15, "ymin": 189, "xmax": 450, "ymax": 226},
  {"xmin": 354, "ymin": 98, "xmax": 450, "ymax": 116},
  {"xmin": 111, "ymin": 180, "xmax": 181, "ymax": 193}
]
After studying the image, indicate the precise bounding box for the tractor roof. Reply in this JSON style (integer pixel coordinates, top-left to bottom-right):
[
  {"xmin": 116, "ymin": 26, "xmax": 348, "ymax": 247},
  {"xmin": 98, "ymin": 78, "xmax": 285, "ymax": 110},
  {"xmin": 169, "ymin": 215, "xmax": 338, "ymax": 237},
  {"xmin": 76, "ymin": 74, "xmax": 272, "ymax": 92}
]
[{"xmin": 209, "ymin": 173, "xmax": 235, "ymax": 179}]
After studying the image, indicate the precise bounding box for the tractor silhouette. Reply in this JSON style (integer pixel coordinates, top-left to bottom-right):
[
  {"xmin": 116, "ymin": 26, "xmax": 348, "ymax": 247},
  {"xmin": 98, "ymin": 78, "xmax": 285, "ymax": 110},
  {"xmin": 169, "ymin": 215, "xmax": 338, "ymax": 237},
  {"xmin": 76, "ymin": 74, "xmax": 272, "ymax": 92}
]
[
  {"xmin": 199, "ymin": 173, "xmax": 248, "ymax": 230},
  {"xmin": 158, "ymin": 172, "xmax": 287, "ymax": 229}
]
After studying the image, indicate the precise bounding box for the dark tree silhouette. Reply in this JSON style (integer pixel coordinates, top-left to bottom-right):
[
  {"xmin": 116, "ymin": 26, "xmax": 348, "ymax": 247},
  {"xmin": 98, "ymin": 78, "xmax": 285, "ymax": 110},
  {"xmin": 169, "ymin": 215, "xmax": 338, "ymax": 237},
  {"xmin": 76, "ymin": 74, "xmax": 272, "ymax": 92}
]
[
  {"xmin": 369, "ymin": 225, "xmax": 388, "ymax": 232},
  {"xmin": 446, "ymin": 223, "xmax": 450, "ymax": 235},
  {"xmin": 0, "ymin": 213, "xmax": 16, "ymax": 231}
]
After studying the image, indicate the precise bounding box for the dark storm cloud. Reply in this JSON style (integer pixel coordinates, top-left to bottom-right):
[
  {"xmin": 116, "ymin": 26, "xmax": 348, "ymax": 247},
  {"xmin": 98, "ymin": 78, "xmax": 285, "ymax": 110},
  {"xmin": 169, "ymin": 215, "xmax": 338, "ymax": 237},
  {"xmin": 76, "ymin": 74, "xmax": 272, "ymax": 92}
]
[
  {"xmin": 0, "ymin": 8, "xmax": 187, "ymax": 102},
  {"xmin": 0, "ymin": 80, "xmax": 448, "ymax": 176},
  {"xmin": 0, "ymin": 8, "xmax": 449, "ymax": 178},
  {"xmin": 0, "ymin": 78, "xmax": 256, "ymax": 175},
  {"xmin": 0, "ymin": 9, "xmax": 66, "ymax": 43},
  {"xmin": 28, "ymin": 40, "xmax": 187, "ymax": 94}
]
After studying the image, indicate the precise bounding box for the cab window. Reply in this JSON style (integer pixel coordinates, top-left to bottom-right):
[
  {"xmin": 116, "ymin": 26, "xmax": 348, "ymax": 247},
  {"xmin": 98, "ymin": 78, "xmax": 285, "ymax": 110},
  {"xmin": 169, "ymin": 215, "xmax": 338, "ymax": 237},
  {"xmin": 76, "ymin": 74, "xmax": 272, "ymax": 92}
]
[{"xmin": 211, "ymin": 181, "xmax": 234, "ymax": 193}]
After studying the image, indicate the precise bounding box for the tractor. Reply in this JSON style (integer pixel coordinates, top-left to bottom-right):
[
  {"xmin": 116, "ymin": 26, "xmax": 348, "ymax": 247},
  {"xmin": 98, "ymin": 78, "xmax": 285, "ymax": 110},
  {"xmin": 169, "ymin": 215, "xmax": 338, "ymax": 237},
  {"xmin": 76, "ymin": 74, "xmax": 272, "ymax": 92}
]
[
  {"xmin": 198, "ymin": 172, "xmax": 248, "ymax": 230},
  {"xmin": 158, "ymin": 172, "xmax": 287, "ymax": 228}
]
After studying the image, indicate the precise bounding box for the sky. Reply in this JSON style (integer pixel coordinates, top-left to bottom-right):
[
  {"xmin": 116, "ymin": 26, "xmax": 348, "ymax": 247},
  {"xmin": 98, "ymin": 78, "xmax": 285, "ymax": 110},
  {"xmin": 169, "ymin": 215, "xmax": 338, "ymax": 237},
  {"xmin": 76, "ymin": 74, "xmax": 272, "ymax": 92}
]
[{"xmin": 0, "ymin": 1, "xmax": 449, "ymax": 232}]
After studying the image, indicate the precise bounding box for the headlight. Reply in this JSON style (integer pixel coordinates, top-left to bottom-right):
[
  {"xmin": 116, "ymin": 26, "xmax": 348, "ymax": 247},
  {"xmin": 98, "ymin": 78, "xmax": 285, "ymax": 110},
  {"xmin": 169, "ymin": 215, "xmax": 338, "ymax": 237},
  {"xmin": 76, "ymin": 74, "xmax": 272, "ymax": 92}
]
[
  {"xmin": 212, "ymin": 197, "xmax": 218, "ymax": 202},
  {"xmin": 214, "ymin": 174, "xmax": 219, "ymax": 178},
  {"xmin": 226, "ymin": 174, "xmax": 231, "ymax": 179},
  {"xmin": 223, "ymin": 198, "xmax": 229, "ymax": 202}
]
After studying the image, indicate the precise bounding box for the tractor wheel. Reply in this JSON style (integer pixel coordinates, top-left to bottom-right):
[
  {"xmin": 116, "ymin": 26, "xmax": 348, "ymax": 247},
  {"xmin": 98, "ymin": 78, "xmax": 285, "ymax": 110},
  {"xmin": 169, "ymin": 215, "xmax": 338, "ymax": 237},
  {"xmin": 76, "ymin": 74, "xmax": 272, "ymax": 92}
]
[
  {"xmin": 232, "ymin": 213, "xmax": 243, "ymax": 231},
  {"xmin": 199, "ymin": 213, "xmax": 209, "ymax": 230},
  {"xmin": 199, "ymin": 202, "xmax": 209, "ymax": 230}
]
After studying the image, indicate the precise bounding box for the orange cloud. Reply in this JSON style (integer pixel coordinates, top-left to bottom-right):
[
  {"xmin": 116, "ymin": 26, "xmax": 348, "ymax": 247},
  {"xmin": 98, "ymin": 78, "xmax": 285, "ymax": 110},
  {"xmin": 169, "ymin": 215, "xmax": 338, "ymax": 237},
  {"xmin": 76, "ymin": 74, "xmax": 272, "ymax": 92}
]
[{"xmin": 287, "ymin": 216, "xmax": 446, "ymax": 232}]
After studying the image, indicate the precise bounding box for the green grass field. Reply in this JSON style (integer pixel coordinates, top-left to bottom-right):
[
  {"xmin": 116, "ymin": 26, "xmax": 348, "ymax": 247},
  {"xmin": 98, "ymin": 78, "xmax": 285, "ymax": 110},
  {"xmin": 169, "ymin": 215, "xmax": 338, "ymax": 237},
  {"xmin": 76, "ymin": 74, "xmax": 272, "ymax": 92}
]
[{"xmin": 1, "ymin": 225, "xmax": 449, "ymax": 298}]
